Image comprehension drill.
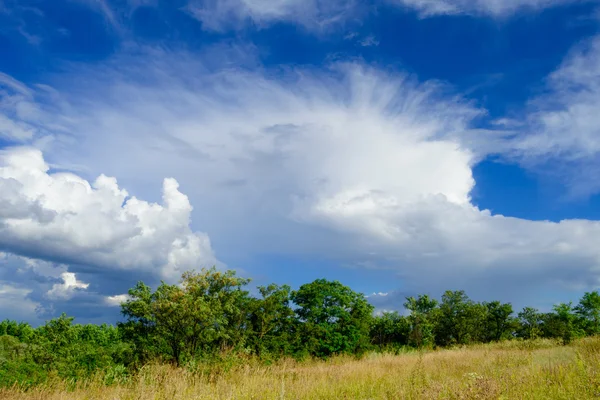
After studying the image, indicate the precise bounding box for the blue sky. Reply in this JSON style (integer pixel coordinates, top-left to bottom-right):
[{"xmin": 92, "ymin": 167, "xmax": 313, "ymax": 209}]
[{"xmin": 1, "ymin": 0, "xmax": 600, "ymax": 324}]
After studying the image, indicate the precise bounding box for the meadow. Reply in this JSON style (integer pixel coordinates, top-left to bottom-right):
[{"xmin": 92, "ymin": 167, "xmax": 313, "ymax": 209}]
[{"xmin": 2, "ymin": 337, "xmax": 598, "ymax": 400}]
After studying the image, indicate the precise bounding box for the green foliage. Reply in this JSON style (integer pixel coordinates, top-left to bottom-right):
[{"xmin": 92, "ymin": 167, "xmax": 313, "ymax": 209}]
[
  {"xmin": 1, "ymin": 268, "xmax": 599, "ymax": 390},
  {"xmin": 0, "ymin": 320, "xmax": 34, "ymax": 342},
  {"xmin": 0, "ymin": 314, "xmax": 130, "ymax": 388},
  {"xmin": 575, "ymin": 291, "xmax": 600, "ymax": 335},
  {"xmin": 247, "ymin": 284, "xmax": 296, "ymax": 358},
  {"xmin": 518, "ymin": 307, "xmax": 542, "ymax": 339},
  {"xmin": 483, "ymin": 301, "xmax": 516, "ymax": 342},
  {"xmin": 370, "ymin": 311, "xmax": 410, "ymax": 351},
  {"xmin": 120, "ymin": 267, "xmax": 251, "ymax": 366},
  {"xmin": 404, "ymin": 295, "xmax": 437, "ymax": 348},
  {"xmin": 434, "ymin": 290, "xmax": 481, "ymax": 346},
  {"xmin": 291, "ymin": 279, "xmax": 374, "ymax": 358},
  {"xmin": 550, "ymin": 302, "xmax": 585, "ymax": 345}
]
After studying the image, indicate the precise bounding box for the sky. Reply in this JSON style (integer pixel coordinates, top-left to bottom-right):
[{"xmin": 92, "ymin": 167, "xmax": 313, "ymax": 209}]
[{"xmin": 1, "ymin": 0, "xmax": 600, "ymax": 324}]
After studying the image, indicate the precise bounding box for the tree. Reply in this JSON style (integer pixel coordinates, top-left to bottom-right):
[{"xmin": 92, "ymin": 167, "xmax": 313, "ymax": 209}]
[
  {"xmin": 517, "ymin": 307, "xmax": 542, "ymax": 340},
  {"xmin": 0, "ymin": 321, "xmax": 34, "ymax": 342},
  {"xmin": 550, "ymin": 302, "xmax": 584, "ymax": 345},
  {"xmin": 483, "ymin": 301, "xmax": 515, "ymax": 342},
  {"xmin": 120, "ymin": 267, "xmax": 251, "ymax": 366},
  {"xmin": 370, "ymin": 312, "xmax": 410, "ymax": 350},
  {"xmin": 248, "ymin": 284, "xmax": 296, "ymax": 357},
  {"xmin": 404, "ymin": 294, "xmax": 438, "ymax": 348},
  {"xmin": 575, "ymin": 291, "xmax": 600, "ymax": 336},
  {"xmin": 291, "ymin": 279, "xmax": 374, "ymax": 358},
  {"xmin": 118, "ymin": 281, "xmax": 159, "ymax": 365},
  {"xmin": 435, "ymin": 291, "xmax": 483, "ymax": 346}
]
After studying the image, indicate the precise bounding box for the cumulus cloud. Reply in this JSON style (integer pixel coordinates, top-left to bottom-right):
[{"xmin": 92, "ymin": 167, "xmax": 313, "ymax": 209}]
[
  {"xmin": 3, "ymin": 47, "xmax": 600, "ymax": 310},
  {"xmin": 0, "ymin": 146, "xmax": 217, "ymax": 280},
  {"xmin": 22, "ymin": 51, "xmax": 600, "ymax": 302},
  {"xmin": 390, "ymin": 0, "xmax": 587, "ymax": 17},
  {"xmin": 46, "ymin": 272, "xmax": 90, "ymax": 300},
  {"xmin": 104, "ymin": 294, "xmax": 130, "ymax": 307},
  {"xmin": 0, "ymin": 253, "xmax": 143, "ymax": 323}
]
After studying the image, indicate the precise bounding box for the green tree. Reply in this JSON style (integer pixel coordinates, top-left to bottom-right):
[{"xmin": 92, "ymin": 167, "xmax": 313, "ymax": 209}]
[
  {"xmin": 120, "ymin": 267, "xmax": 251, "ymax": 366},
  {"xmin": 370, "ymin": 311, "xmax": 410, "ymax": 350},
  {"xmin": 0, "ymin": 320, "xmax": 34, "ymax": 342},
  {"xmin": 517, "ymin": 307, "xmax": 542, "ymax": 339},
  {"xmin": 404, "ymin": 294, "xmax": 438, "ymax": 348},
  {"xmin": 483, "ymin": 301, "xmax": 515, "ymax": 342},
  {"xmin": 575, "ymin": 291, "xmax": 600, "ymax": 336},
  {"xmin": 248, "ymin": 284, "xmax": 296, "ymax": 358},
  {"xmin": 552, "ymin": 302, "xmax": 584, "ymax": 344},
  {"xmin": 435, "ymin": 291, "xmax": 483, "ymax": 346},
  {"xmin": 118, "ymin": 281, "xmax": 159, "ymax": 365},
  {"xmin": 292, "ymin": 279, "xmax": 374, "ymax": 358}
]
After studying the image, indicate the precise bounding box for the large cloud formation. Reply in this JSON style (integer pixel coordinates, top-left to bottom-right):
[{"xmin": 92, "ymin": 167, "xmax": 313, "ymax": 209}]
[
  {"xmin": 8, "ymin": 49, "xmax": 594, "ymax": 305},
  {"xmin": 0, "ymin": 147, "xmax": 217, "ymax": 281},
  {"xmin": 2, "ymin": 36, "xmax": 600, "ymax": 319}
]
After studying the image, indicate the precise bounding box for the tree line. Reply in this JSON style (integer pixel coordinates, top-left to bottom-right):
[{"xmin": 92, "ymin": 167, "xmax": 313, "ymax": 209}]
[{"xmin": 1, "ymin": 267, "xmax": 599, "ymax": 387}]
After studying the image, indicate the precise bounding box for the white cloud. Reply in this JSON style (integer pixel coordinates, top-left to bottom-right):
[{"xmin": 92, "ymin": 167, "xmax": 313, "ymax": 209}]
[
  {"xmin": 185, "ymin": 0, "xmax": 358, "ymax": 31},
  {"xmin": 3, "ymin": 49, "xmax": 600, "ymax": 307},
  {"xmin": 0, "ymin": 146, "xmax": 218, "ymax": 280},
  {"xmin": 508, "ymin": 35, "xmax": 600, "ymax": 197},
  {"xmin": 390, "ymin": 0, "xmax": 588, "ymax": 17},
  {"xmin": 46, "ymin": 272, "xmax": 89, "ymax": 300},
  {"xmin": 0, "ymin": 72, "xmax": 40, "ymax": 141},
  {"xmin": 184, "ymin": 0, "xmax": 590, "ymax": 30},
  {"xmin": 518, "ymin": 35, "xmax": 600, "ymax": 157},
  {"xmin": 0, "ymin": 254, "xmax": 46, "ymax": 322},
  {"xmin": 104, "ymin": 293, "xmax": 130, "ymax": 307},
  {"xmin": 0, "ymin": 284, "xmax": 39, "ymax": 319},
  {"xmin": 367, "ymin": 292, "xmax": 389, "ymax": 297},
  {"xmin": 0, "ymin": 254, "xmax": 118, "ymax": 322}
]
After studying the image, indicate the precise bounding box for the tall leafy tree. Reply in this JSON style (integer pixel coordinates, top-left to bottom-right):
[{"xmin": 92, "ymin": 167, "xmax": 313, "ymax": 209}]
[
  {"xmin": 248, "ymin": 284, "xmax": 296, "ymax": 357},
  {"xmin": 404, "ymin": 295, "xmax": 438, "ymax": 348},
  {"xmin": 120, "ymin": 267, "xmax": 251, "ymax": 365},
  {"xmin": 483, "ymin": 301, "xmax": 515, "ymax": 342},
  {"xmin": 435, "ymin": 290, "xmax": 483, "ymax": 346},
  {"xmin": 292, "ymin": 279, "xmax": 374, "ymax": 358},
  {"xmin": 118, "ymin": 281, "xmax": 160, "ymax": 365},
  {"xmin": 549, "ymin": 303, "xmax": 584, "ymax": 345},
  {"xmin": 370, "ymin": 311, "xmax": 410, "ymax": 349},
  {"xmin": 517, "ymin": 307, "xmax": 542, "ymax": 339},
  {"xmin": 575, "ymin": 291, "xmax": 600, "ymax": 336}
]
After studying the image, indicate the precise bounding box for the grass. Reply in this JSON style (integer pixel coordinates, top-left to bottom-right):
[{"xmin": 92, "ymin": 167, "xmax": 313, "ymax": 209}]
[{"xmin": 1, "ymin": 337, "xmax": 599, "ymax": 400}]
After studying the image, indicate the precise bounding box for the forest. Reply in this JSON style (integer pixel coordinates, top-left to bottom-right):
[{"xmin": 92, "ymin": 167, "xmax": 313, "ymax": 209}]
[{"xmin": 1, "ymin": 267, "xmax": 599, "ymax": 388}]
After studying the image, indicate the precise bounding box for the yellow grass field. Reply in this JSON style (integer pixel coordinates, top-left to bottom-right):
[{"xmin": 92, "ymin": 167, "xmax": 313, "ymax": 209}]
[{"xmin": 2, "ymin": 337, "xmax": 598, "ymax": 400}]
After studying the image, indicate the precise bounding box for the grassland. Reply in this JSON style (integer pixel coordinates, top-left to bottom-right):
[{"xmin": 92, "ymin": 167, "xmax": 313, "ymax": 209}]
[{"xmin": 1, "ymin": 337, "xmax": 598, "ymax": 400}]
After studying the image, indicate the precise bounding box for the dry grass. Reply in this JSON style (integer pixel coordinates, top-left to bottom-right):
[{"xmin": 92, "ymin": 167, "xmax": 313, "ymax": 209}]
[{"xmin": 1, "ymin": 337, "xmax": 599, "ymax": 400}]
